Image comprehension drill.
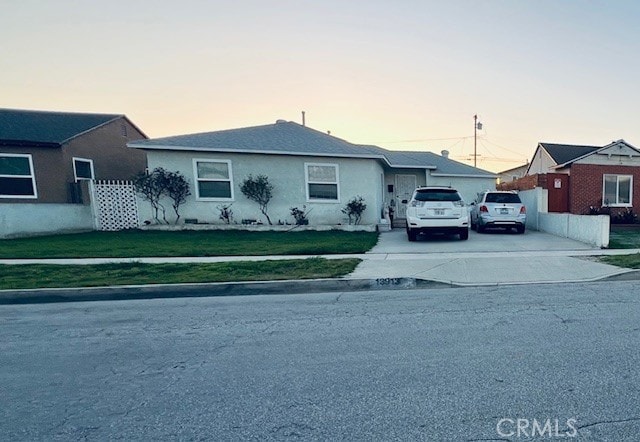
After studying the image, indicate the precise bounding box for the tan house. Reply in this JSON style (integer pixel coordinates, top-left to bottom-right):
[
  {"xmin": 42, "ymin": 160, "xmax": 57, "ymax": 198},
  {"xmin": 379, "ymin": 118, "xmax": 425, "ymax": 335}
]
[{"xmin": 0, "ymin": 108, "xmax": 147, "ymax": 203}]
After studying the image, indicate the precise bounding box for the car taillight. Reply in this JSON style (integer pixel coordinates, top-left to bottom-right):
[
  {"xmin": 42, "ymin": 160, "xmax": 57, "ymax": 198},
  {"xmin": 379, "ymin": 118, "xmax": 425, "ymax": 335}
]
[
  {"xmin": 479, "ymin": 205, "xmax": 488, "ymax": 213},
  {"xmin": 410, "ymin": 200, "xmax": 418, "ymax": 207},
  {"xmin": 520, "ymin": 206, "xmax": 526, "ymax": 214},
  {"xmin": 453, "ymin": 200, "xmax": 464, "ymax": 207}
]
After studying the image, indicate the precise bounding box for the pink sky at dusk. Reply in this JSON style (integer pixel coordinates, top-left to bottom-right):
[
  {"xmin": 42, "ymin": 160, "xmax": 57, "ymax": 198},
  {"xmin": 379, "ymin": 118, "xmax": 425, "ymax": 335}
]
[{"xmin": 3, "ymin": 1, "xmax": 640, "ymax": 172}]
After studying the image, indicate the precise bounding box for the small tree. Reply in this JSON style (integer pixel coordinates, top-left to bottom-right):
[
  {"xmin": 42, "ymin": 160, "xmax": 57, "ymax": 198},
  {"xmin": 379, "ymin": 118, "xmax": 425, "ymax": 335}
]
[
  {"xmin": 165, "ymin": 171, "xmax": 191, "ymax": 225},
  {"xmin": 240, "ymin": 174, "xmax": 274, "ymax": 225},
  {"xmin": 342, "ymin": 196, "xmax": 367, "ymax": 225},
  {"xmin": 134, "ymin": 168, "xmax": 168, "ymax": 224}
]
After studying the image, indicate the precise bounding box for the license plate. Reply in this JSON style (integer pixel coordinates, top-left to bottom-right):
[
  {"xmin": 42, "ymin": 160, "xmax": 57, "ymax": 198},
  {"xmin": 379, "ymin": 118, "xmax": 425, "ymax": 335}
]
[
  {"xmin": 434, "ymin": 209, "xmax": 445, "ymax": 216},
  {"xmin": 500, "ymin": 208, "xmax": 509, "ymax": 214}
]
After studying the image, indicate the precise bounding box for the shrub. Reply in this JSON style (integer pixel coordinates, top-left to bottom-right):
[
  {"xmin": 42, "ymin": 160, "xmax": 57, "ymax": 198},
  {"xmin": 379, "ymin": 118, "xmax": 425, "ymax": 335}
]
[
  {"xmin": 217, "ymin": 204, "xmax": 234, "ymax": 224},
  {"xmin": 342, "ymin": 196, "xmax": 367, "ymax": 225},
  {"xmin": 290, "ymin": 206, "xmax": 310, "ymax": 225}
]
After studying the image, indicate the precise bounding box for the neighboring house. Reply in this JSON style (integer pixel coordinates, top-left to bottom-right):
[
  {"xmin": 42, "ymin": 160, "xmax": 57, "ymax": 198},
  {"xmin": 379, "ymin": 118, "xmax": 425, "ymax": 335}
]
[
  {"xmin": 1, "ymin": 108, "xmax": 147, "ymax": 237},
  {"xmin": 497, "ymin": 163, "xmax": 529, "ymax": 184},
  {"xmin": 129, "ymin": 120, "xmax": 496, "ymax": 226},
  {"xmin": 504, "ymin": 140, "xmax": 640, "ymax": 214},
  {"xmin": 0, "ymin": 108, "xmax": 147, "ymax": 203}
]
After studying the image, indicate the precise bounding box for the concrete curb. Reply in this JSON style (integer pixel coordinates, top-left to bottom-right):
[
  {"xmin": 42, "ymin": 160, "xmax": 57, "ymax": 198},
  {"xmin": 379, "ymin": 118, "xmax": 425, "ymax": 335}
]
[{"xmin": 0, "ymin": 278, "xmax": 452, "ymax": 305}]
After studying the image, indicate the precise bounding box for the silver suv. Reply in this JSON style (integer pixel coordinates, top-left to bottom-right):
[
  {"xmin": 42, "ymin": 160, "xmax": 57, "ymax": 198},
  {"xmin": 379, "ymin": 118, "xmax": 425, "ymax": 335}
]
[
  {"xmin": 405, "ymin": 186, "xmax": 469, "ymax": 241},
  {"xmin": 470, "ymin": 190, "xmax": 526, "ymax": 233}
]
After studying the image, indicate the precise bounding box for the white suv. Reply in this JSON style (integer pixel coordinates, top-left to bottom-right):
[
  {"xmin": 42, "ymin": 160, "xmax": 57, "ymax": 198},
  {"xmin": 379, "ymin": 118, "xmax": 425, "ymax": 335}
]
[{"xmin": 405, "ymin": 186, "xmax": 469, "ymax": 241}]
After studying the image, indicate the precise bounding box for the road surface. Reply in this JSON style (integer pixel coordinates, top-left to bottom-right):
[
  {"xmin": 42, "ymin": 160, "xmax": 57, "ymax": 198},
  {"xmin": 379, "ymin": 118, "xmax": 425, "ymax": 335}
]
[{"xmin": 2, "ymin": 281, "xmax": 640, "ymax": 440}]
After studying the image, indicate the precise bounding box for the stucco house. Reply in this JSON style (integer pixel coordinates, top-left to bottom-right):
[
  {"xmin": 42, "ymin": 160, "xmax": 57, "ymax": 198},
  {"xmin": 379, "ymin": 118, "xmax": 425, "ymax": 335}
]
[
  {"xmin": 501, "ymin": 140, "xmax": 640, "ymax": 214},
  {"xmin": 1, "ymin": 108, "xmax": 147, "ymax": 237},
  {"xmin": 0, "ymin": 108, "xmax": 147, "ymax": 203},
  {"xmin": 497, "ymin": 163, "xmax": 529, "ymax": 184},
  {"xmin": 129, "ymin": 120, "xmax": 496, "ymax": 226}
]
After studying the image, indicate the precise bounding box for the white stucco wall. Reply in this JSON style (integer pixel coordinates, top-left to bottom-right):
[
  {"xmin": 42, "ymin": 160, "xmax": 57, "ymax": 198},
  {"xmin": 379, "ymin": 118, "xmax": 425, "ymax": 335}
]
[
  {"xmin": 538, "ymin": 213, "xmax": 609, "ymax": 248},
  {"xmin": 518, "ymin": 187, "xmax": 548, "ymax": 230},
  {"xmin": 528, "ymin": 146, "xmax": 557, "ymax": 175},
  {"xmin": 145, "ymin": 151, "xmax": 385, "ymax": 225},
  {"xmin": 0, "ymin": 203, "xmax": 94, "ymax": 239}
]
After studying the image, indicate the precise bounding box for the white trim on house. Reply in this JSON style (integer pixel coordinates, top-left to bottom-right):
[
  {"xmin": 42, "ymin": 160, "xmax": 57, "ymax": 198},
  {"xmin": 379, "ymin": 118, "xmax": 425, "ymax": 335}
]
[
  {"xmin": 192, "ymin": 158, "xmax": 234, "ymax": 201},
  {"xmin": 305, "ymin": 162, "xmax": 340, "ymax": 203},
  {"xmin": 72, "ymin": 157, "xmax": 95, "ymax": 181},
  {"xmin": 602, "ymin": 174, "xmax": 633, "ymax": 207},
  {"xmin": 0, "ymin": 152, "xmax": 38, "ymax": 199}
]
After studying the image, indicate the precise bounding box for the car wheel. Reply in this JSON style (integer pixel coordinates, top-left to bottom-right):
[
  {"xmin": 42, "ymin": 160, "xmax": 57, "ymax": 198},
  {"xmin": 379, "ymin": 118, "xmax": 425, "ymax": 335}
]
[
  {"xmin": 477, "ymin": 223, "xmax": 485, "ymax": 233},
  {"xmin": 459, "ymin": 229, "xmax": 469, "ymax": 240},
  {"xmin": 406, "ymin": 225, "xmax": 417, "ymax": 241},
  {"xmin": 516, "ymin": 225, "xmax": 525, "ymax": 234}
]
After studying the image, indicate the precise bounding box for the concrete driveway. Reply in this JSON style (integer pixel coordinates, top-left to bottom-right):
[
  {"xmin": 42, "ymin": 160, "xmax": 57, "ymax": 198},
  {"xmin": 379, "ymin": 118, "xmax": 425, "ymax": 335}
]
[
  {"xmin": 368, "ymin": 228, "xmax": 594, "ymax": 254},
  {"xmin": 349, "ymin": 228, "xmax": 629, "ymax": 285}
]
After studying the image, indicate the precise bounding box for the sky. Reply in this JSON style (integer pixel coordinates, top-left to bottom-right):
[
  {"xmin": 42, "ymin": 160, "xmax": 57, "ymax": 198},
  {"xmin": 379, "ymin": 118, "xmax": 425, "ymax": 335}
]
[{"xmin": 3, "ymin": 0, "xmax": 640, "ymax": 172}]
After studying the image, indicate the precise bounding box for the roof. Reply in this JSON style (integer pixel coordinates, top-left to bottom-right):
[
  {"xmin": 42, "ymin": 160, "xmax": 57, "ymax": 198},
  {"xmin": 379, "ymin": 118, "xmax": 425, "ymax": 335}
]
[
  {"xmin": 497, "ymin": 163, "xmax": 529, "ymax": 175},
  {"xmin": 0, "ymin": 108, "xmax": 123, "ymax": 147},
  {"xmin": 539, "ymin": 142, "xmax": 601, "ymax": 165},
  {"xmin": 131, "ymin": 120, "xmax": 496, "ymax": 177}
]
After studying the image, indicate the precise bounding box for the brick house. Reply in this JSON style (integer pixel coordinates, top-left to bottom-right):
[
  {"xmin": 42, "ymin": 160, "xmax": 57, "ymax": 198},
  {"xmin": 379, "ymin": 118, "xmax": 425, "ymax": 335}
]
[{"xmin": 500, "ymin": 140, "xmax": 640, "ymax": 215}]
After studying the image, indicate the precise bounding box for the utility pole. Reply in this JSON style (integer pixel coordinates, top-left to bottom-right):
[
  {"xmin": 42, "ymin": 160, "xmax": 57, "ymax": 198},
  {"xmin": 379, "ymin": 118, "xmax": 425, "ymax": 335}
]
[{"xmin": 473, "ymin": 114, "xmax": 482, "ymax": 167}]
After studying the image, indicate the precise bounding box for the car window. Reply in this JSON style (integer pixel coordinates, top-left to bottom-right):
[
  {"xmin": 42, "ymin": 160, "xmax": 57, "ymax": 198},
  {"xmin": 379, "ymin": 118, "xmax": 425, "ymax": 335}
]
[
  {"xmin": 414, "ymin": 189, "xmax": 462, "ymax": 202},
  {"xmin": 485, "ymin": 193, "xmax": 521, "ymax": 204}
]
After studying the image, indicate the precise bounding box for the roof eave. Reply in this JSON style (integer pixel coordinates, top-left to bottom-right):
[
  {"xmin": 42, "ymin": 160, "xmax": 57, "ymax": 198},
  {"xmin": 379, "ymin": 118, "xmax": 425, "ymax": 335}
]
[{"xmin": 128, "ymin": 143, "xmax": 387, "ymax": 160}]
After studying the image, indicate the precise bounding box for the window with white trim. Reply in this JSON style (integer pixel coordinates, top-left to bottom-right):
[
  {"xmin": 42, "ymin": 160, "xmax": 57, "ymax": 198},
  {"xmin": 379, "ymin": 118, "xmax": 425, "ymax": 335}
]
[
  {"xmin": 73, "ymin": 157, "xmax": 94, "ymax": 181},
  {"xmin": 194, "ymin": 159, "xmax": 233, "ymax": 200},
  {"xmin": 306, "ymin": 163, "xmax": 339, "ymax": 201},
  {"xmin": 603, "ymin": 174, "xmax": 633, "ymax": 207},
  {"xmin": 0, "ymin": 153, "xmax": 37, "ymax": 199}
]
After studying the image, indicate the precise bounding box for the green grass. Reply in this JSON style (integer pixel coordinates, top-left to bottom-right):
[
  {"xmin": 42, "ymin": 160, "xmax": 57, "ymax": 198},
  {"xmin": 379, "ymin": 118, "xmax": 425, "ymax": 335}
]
[
  {"xmin": 0, "ymin": 230, "xmax": 379, "ymax": 259},
  {"xmin": 609, "ymin": 227, "xmax": 640, "ymax": 249},
  {"xmin": 599, "ymin": 254, "xmax": 640, "ymax": 269},
  {"xmin": 0, "ymin": 258, "xmax": 362, "ymax": 290}
]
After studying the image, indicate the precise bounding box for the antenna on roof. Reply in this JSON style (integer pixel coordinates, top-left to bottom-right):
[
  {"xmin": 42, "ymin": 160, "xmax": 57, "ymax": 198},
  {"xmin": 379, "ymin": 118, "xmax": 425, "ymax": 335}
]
[{"xmin": 302, "ymin": 111, "xmax": 306, "ymax": 127}]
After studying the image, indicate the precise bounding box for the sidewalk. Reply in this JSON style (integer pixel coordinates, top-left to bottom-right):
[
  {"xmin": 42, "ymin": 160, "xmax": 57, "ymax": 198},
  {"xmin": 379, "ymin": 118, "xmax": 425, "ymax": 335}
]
[{"xmin": 1, "ymin": 229, "xmax": 639, "ymax": 300}]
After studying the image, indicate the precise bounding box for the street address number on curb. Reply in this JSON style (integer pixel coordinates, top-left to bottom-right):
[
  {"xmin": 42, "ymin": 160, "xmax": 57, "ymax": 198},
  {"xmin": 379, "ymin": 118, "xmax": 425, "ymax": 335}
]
[{"xmin": 376, "ymin": 278, "xmax": 402, "ymax": 286}]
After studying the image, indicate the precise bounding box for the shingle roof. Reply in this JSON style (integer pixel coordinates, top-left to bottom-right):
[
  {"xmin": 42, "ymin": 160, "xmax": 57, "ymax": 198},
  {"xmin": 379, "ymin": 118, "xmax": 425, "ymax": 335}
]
[
  {"xmin": 131, "ymin": 120, "xmax": 496, "ymax": 177},
  {"xmin": 539, "ymin": 142, "xmax": 601, "ymax": 165},
  {"xmin": 133, "ymin": 120, "xmax": 380, "ymax": 158},
  {"xmin": 0, "ymin": 108, "xmax": 122, "ymax": 147}
]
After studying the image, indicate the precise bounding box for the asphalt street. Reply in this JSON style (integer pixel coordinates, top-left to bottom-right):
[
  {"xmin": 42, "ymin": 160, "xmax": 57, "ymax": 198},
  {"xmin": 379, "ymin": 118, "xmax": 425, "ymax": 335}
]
[{"xmin": 2, "ymin": 281, "xmax": 640, "ymax": 441}]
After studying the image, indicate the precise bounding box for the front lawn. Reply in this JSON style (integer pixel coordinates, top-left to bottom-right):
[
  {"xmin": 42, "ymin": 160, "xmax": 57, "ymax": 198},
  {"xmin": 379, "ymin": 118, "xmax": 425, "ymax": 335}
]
[
  {"xmin": 608, "ymin": 227, "xmax": 640, "ymax": 249},
  {"xmin": 599, "ymin": 254, "xmax": 640, "ymax": 269},
  {"xmin": 0, "ymin": 230, "xmax": 379, "ymax": 259},
  {"xmin": 0, "ymin": 258, "xmax": 361, "ymax": 290}
]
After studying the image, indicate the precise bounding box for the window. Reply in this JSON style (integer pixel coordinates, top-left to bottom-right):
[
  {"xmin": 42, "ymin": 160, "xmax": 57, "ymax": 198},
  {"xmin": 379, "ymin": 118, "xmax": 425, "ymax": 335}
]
[
  {"xmin": 73, "ymin": 157, "xmax": 94, "ymax": 181},
  {"xmin": 306, "ymin": 163, "xmax": 339, "ymax": 201},
  {"xmin": 603, "ymin": 174, "xmax": 633, "ymax": 207},
  {"xmin": 0, "ymin": 153, "xmax": 37, "ymax": 199},
  {"xmin": 194, "ymin": 159, "xmax": 233, "ymax": 200}
]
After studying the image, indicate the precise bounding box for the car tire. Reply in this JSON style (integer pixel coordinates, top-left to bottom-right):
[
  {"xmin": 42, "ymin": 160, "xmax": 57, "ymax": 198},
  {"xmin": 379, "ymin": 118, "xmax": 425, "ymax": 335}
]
[
  {"xmin": 516, "ymin": 225, "xmax": 525, "ymax": 234},
  {"xmin": 477, "ymin": 224, "xmax": 485, "ymax": 233},
  {"xmin": 407, "ymin": 226, "xmax": 417, "ymax": 242},
  {"xmin": 459, "ymin": 229, "xmax": 469, "ymax": 240}
]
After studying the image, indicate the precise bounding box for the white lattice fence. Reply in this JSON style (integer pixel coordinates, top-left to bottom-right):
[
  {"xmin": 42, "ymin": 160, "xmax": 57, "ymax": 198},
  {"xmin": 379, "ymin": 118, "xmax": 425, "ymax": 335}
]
[{"xmin": 90, "ymin": 180, "xmax": 140, "ymax": 231}]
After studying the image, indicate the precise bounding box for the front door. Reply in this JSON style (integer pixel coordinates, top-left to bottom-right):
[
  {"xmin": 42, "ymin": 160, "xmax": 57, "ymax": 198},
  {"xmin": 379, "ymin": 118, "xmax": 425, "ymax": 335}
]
[{"xmin": 395, "ymin": 174, "xmax": 417, "ymax": 219}]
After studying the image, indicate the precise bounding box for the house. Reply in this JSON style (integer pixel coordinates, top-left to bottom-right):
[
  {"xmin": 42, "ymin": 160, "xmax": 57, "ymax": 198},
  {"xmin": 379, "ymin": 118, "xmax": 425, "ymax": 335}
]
[
  {"xmin": 0, "ymin": 108, "xmax": 147, "ymax": 203},
  {"xmin": 1, "ymin": 108, "xmax": 147, "ymax": 237},
  {"xmin": 497, "ymin": 163, "xmax": 529, "ymax": 184},
  {"xmin": 129, "ymin": 120, "xmax": 496, "ymax": 226},
  {"xmin": 501, "ymin": 140, "xmax": 640, "ymax": 214}
]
